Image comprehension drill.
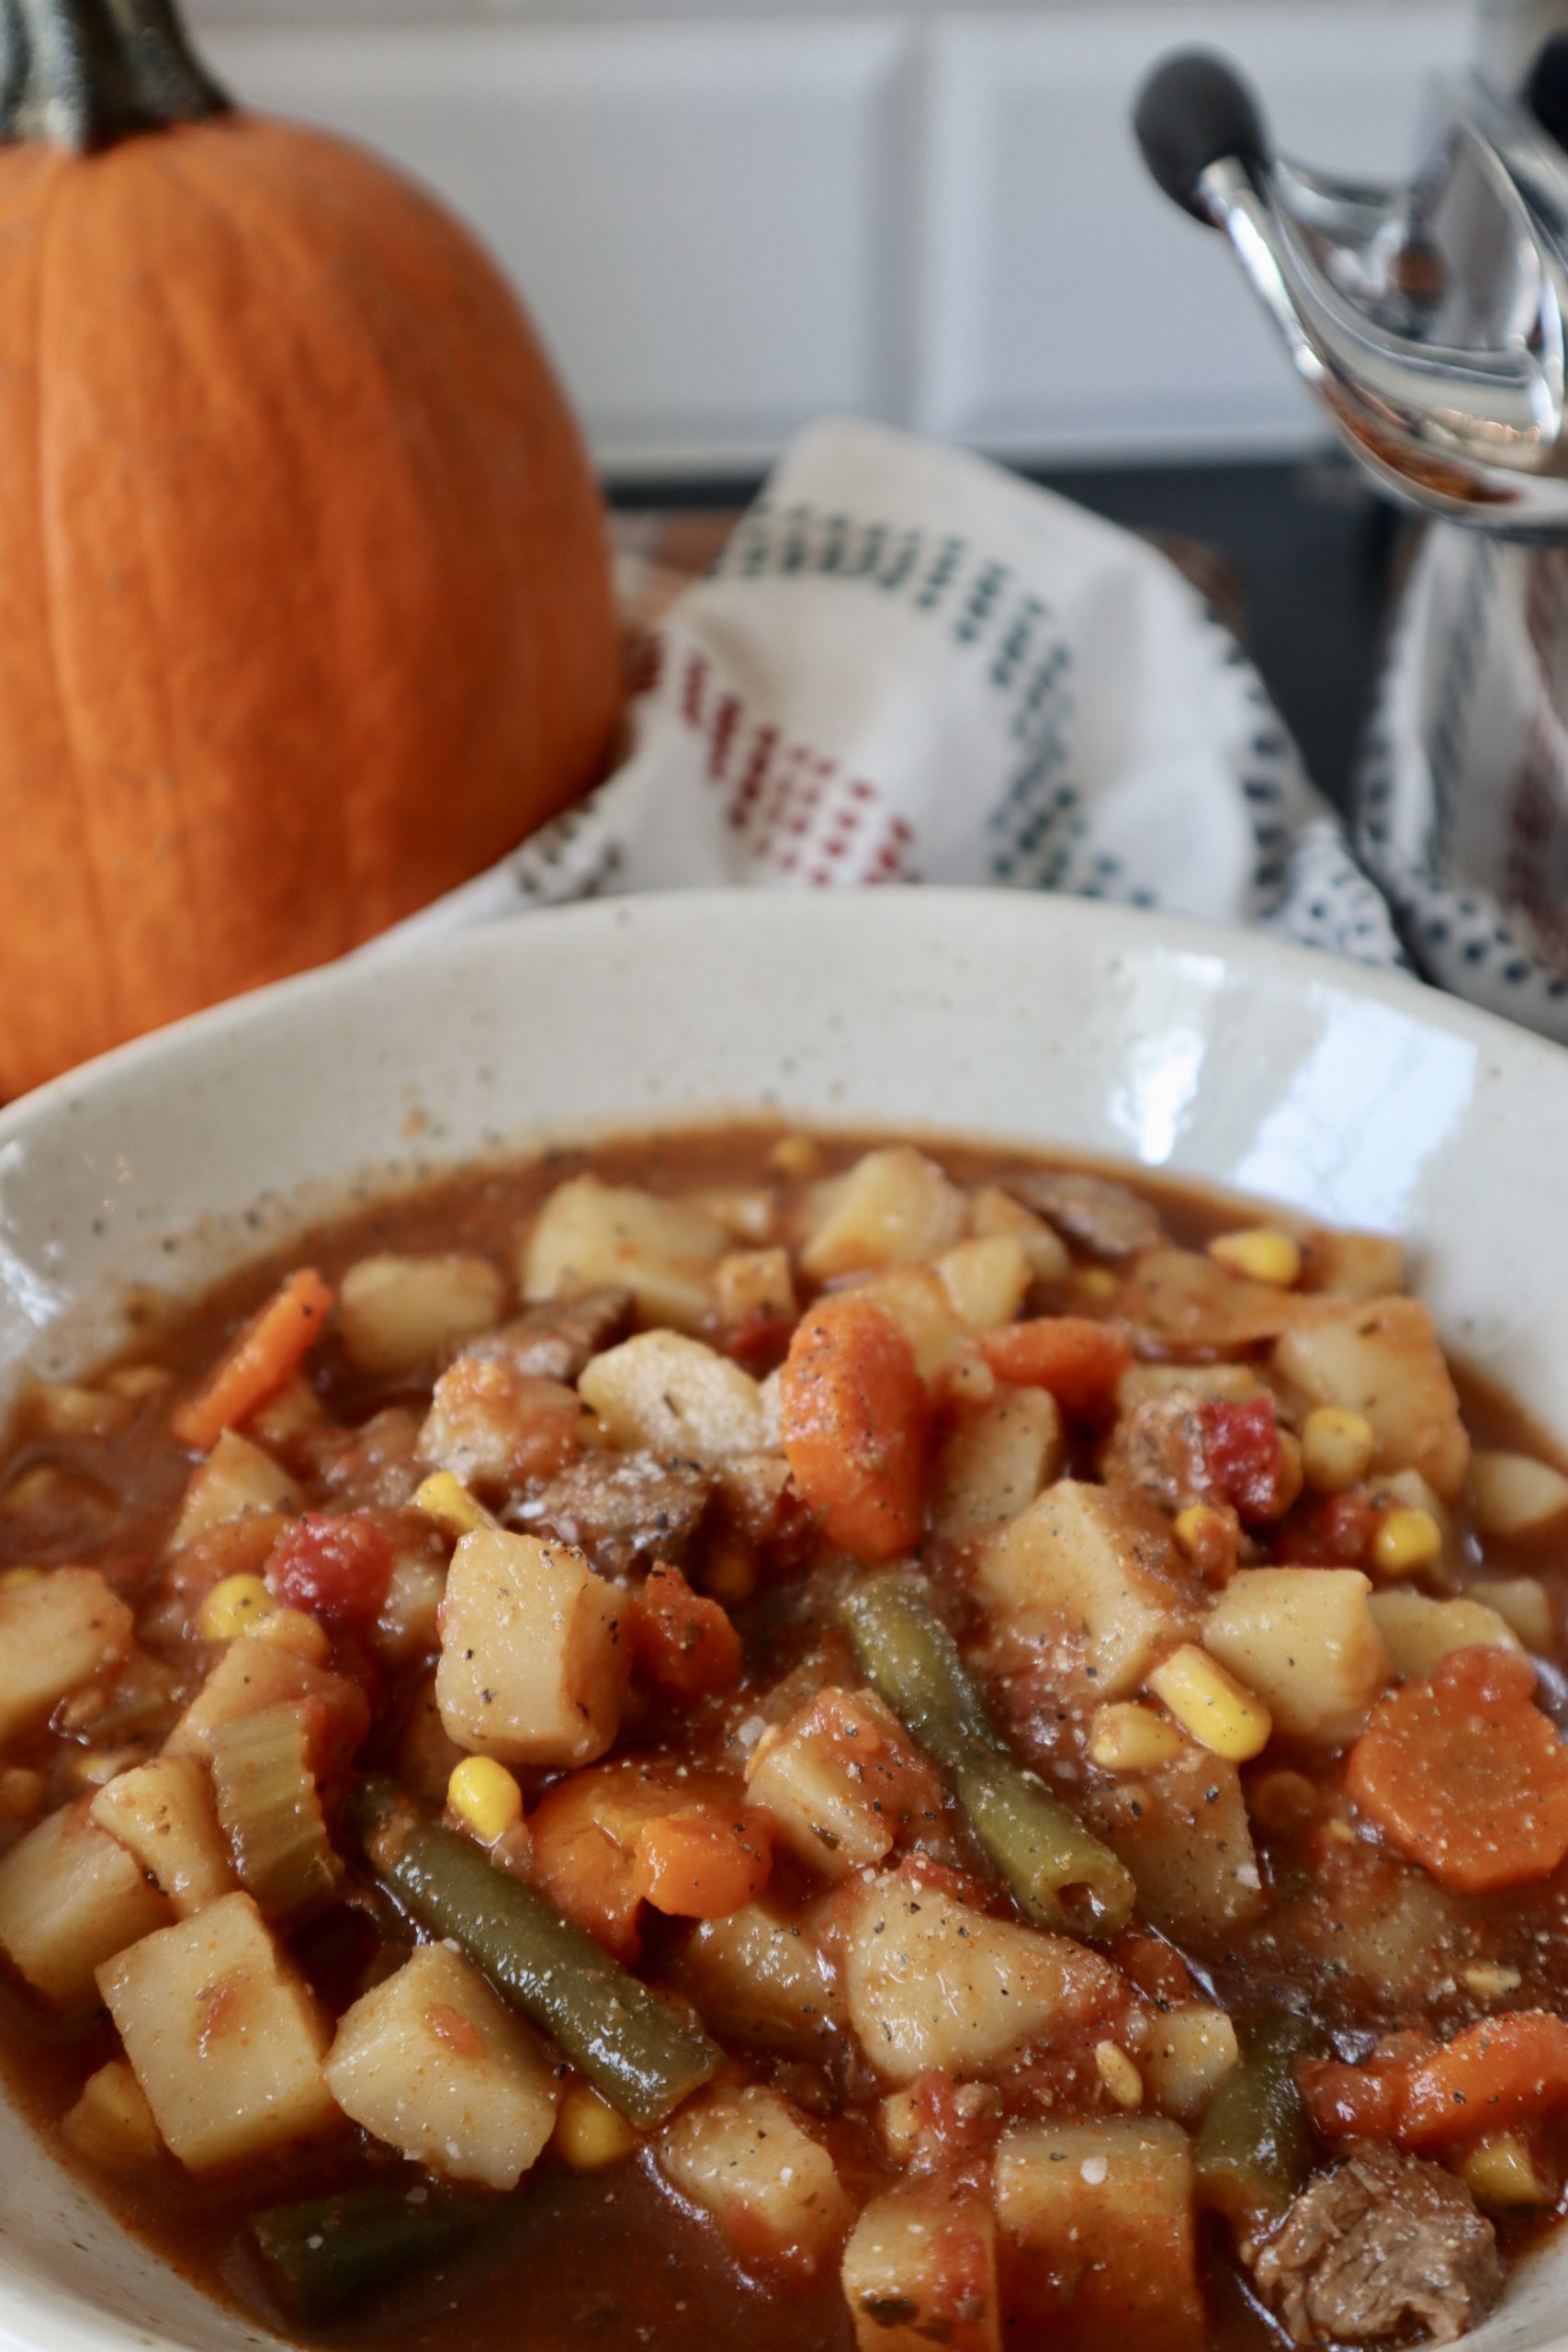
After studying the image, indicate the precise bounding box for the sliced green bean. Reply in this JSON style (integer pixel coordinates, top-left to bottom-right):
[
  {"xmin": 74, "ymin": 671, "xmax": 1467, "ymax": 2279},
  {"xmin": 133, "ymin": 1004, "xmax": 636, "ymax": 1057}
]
[
  {"xmin": 347, "ymin": 1778, "xmax": 721, "ymax": 2128},
  {"xmin": 252, "ymin": 2185, "xmax": 494, "ymax": 2324},
  {"xmin": 843, "ymin": 1572, "xmax": 1135, "ymax": 1938},
  {"xmin": 1196, "ymin": 2011, "xmax": 1317, "ymax": 2233}
]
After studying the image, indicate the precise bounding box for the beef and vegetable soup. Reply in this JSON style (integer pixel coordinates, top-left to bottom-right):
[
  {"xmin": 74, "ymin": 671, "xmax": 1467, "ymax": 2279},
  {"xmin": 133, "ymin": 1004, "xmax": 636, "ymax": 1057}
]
[{"xmin": 4, "ymin": 1127, "xmax": 1568, "ymax": 2352}]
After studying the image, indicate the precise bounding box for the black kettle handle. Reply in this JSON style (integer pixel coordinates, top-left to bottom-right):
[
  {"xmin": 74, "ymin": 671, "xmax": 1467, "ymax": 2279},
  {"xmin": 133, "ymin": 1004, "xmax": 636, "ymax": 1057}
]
[{"xmin": 1134, "ymin": 50, "xmax": 1271, "ymax": 222}]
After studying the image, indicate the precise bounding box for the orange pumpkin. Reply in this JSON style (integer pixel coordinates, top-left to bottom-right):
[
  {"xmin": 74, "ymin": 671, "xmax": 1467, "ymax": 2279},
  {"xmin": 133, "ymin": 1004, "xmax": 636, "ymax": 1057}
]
[{"xmin": 0, "ymin": 0, "xmax": 622, "ymax": 1098}]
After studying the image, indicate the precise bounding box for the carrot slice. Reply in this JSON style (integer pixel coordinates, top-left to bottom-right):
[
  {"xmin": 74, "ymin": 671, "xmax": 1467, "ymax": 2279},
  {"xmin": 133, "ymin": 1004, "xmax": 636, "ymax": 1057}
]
[
  {"xmin": 630, "ymin": 1808, "xmax": 773, "ymax": 1918},
  {"xmin": 631, "ymin": 1563, "xmax": 743, "ymax": 1701},
  {"xmin": 778, "ymin": 1293, "xmax": 930, "ymax": 1560},
  {"xmin": 1303, "ymin": 2016, "xmax": 1568, "ymax": 2153},
  {"xmin": 1345, "ymin": 1645, "xmax": 1568, "ymax": 1893},
  {"xmin": 1402, "ymin": 2014, "xmax": 1568, "ymax": 2151},
  {"xmin": 977, "ymin": 1316, "xmax": 1130, "ymax": 1418},
  {"xmin": 172, "ymin": 1269, "xmax": 333, "ymax": 1451}
]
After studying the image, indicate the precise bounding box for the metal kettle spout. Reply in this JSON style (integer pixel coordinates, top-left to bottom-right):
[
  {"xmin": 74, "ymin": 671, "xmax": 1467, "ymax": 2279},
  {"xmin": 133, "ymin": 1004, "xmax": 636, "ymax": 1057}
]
[{"xmin": 1134, "ymin": 51, "xmax": 1568, "ymax": 529}]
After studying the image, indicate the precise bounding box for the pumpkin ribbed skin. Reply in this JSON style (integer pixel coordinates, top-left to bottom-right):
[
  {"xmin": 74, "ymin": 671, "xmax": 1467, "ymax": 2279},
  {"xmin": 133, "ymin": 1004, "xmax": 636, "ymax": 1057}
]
[{"xmin": 0, "ymin": 117, "xmax": 621, "ymax": 1096}]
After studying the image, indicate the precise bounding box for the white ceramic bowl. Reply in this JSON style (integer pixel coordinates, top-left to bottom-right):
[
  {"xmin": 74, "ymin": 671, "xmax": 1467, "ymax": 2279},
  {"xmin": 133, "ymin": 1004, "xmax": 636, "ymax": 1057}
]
[{"xmin": 2, "ymin": 887, "xmax": 1566, "ymax": 2352}]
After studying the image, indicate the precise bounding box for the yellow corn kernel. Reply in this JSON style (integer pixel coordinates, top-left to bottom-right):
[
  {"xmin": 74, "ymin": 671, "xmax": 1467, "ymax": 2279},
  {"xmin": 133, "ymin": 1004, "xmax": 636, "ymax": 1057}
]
[
  {"xmin": 1371, "ymin": 1506, "xmax": 1443, "ymax": 1578},
  {"xmin": 769, "ymin": 1132, "xmax": 824, "ymax": 1181},
  {"xmin": 1094, "ymin": 2041, "xmax": 1143, "ymax": 2109},
  {"xmin": 554, "ymin": 2085, "xmax": 639, "ymax": 2172},
  {"xmin": 1073, "ymin": 1267, "xmax": 1120, "ymax": 1303},
  {"xmin": 1149, "ymin": 1645, "xmax": 1272, "ymax": 1762},
  {"xmin": 448, "ymin": 1756, "xmax": 524, "ymax": 1845},
  {"xmin": 1461, "ymin": 1962, "xmax": 1523, "ymax": 2002},
  {"xmin": 1089, "ymin": 1702, "xmax": 1187, "ymax": 1774},
  {"xmin": 1208, "ymin": 1228, "xmax": 1303, "ymax": 1288},
  {"xmin": 703, "ymin": 1546, "xmax": 757, "ymax": 1611},
  {"xmin": 197, "ymin": 1573, "xmax": 276, "ymax": 1642},
  {"xmin": 1301, "ymin": 1407, "xmax": 1376, "ymax": 1495},
  {"xmin": 0, "ymin": 1566, "xmax": 41, "ymax": 1589},
  {"xmin": 252, "ymin": 1607, "xmax": 332, "ymax": 1666},
  {"xmin": 414, "ymin": 1471, "xmax": 497, "ymax": 1541},
  {"xmin": 1461, "ymin": 2132, "xmax": 1552, "ymax": 2208},
  {"xmin": 1171, "ymin": 1503, "xmax": 1236, "ymax": 1571}
]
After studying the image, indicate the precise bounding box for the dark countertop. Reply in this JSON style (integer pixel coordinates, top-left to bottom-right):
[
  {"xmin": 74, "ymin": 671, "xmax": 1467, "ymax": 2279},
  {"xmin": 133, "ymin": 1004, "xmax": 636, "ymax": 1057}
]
[{"xmin": 613, "ymin": 454, "xmax": 1402, "ymax": 814}]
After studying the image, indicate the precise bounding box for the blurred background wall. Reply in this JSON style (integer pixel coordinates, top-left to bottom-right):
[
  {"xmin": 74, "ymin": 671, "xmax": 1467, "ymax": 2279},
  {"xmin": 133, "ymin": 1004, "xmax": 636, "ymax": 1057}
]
[{"xmin": 187, "ymin": 0, "xmax": 1471, "ymax": 483}]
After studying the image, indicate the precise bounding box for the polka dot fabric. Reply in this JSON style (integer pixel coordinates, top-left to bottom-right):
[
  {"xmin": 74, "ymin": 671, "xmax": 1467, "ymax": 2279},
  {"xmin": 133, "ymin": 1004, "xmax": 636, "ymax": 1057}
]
[{"xmin": 372, "ymin": 420, "xmax": 1404, "ymax": 977}]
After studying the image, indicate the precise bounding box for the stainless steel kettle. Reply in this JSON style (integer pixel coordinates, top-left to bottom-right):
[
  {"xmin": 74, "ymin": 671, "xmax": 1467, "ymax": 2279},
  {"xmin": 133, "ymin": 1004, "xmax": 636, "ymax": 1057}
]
[{"xmin": 1134, "ymin": 34, "xmax": 1568, "ymax": 532}]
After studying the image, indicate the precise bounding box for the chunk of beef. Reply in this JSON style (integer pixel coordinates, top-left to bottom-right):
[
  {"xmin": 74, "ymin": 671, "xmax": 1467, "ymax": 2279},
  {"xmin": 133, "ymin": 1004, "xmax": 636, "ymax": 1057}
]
[
  {"xmin": 1004, "ymin": 1170, "xmax": 1168, "ymax": 1258},
  {"xmin": 452, "ymin": 1287, "xmax": 633, "ymax": 1385},
  {"xmin": 519, "ymin": 1450, "xmax": 711, "ymax": 1575},
  {"xmin": 1252, "ymin": 2146, "xmax": 1501, "ymax": 2348},
  {"xmin": 417, "ymin": 1361, "xmax": 581, "ymax": 1494},
  {"xmin": 293, "ymin": 1408, "xmax": 423, "ymax": 1510},
  {"xmin": 1100, "ymin": 1387, "xmax": 1211, "ymax": 1515}
]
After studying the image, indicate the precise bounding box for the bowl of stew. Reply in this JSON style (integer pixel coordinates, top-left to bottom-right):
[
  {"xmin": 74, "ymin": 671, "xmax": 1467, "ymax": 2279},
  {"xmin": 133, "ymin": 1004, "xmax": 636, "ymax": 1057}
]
[{"xmin": 3, "ymin": 887, "xmax": 1568, "ymax": 2352}]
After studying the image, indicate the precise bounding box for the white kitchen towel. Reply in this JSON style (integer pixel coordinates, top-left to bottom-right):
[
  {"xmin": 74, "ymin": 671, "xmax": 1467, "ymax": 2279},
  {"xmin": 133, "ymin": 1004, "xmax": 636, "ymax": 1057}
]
[
  {"xmin": 1360, "ymin": 527, "xmax": 1568, "ymax": 1042},
  {"xmin": 375, "ymin": 417, "xmax": 1402, "ymax": 969}
]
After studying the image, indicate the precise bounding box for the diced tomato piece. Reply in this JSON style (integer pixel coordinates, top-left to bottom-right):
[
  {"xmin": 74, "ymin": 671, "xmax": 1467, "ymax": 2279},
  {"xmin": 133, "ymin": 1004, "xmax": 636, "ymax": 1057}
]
[
  {"xmin": 266, "ymin": 1511, "xmax": 394, "ymax": 1632},
  {"xmin": 1199, "ymin": 1396, "xmax": 1292, "ymax": 1525},
  {"xmin": 1347, "ymin": 1645, "xmax": 1568, "ymax": 1893},
  {"xmin": 779, "ymin": 1294, "xmax": 930, "ymax": 1560},
  {"xmin": 1300, "ymin": 2054, "xmax": 1415, "ymax": 2143},
  {"xmin": 1111, "ymin": 1930, "xmax": 1199, "ymax": 2011},
  {"xmin": 631, "ymin": 1563, "xmax": 743, "ymax": 1701},
  {"xmin": 630, "ymin": 1807, "xmax": 773, "ymax": 1917},
  {"xmin": 910, "ymin": 2070, "xmax": 1001, "ymax": 2166},
  {"xmin": 977, "ymin": 1317, "xmax": 1131, "ymax": 1419},
  {"xmin": 1277, "ymin": 1490, "xmax": 1376, "ymax": 1566}
]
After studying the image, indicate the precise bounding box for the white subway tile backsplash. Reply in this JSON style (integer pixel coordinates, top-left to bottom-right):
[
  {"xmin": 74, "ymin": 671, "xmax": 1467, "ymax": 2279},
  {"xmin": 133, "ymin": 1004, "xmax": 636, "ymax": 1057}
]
[{"xmin": 203, "ymin": 20, "xmax": 908, "ymax": 472}]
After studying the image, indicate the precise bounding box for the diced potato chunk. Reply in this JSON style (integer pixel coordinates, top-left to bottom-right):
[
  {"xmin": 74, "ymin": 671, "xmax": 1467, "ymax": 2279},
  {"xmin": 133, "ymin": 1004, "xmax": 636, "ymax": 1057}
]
[
  {"xmin": 1472, "ymin": 1576, "xmax": 1554, "ymax": 1652},
  {"xmin": 842, "ymin": 2187, "xmax": 1000, "ymax": 2352},
  {"xmin": 416, "ymin": 1361, "xmax": 581, "ymax": 1493},
  {"xmin": 659, "ymin": 2083, "xmax": 852, "ymax": 2279},
  {"xmin": 716, "ymin": 1248, "xmax": 795, "ymax": 1332},
  {"xmin": 373, "ymin": 1548, "xmax": 447, "ymax": 1664},
  {"xmin": 994, "ymin": 2117, "xmax": 1203, "ymax": 2352},
  {"xmin": 1466, "ymin": 1450, "xmax": 1568, "ymax": 1542},
  {"xmin": 938, "ymin": 1236, "xmax": 1032, "ymax": 1334},
  {"xmin": 166, "ymin": 1640, "xmax": 363, "ymax": 1762},
  {"xmin": 854, "ymin": 1268, "xmax": 967, "ymax": 1379},
  {"xmin": 62, "ymin": 2059, "xmax": 163, "ymax": 2165},
  {"xmin": 90, "ymin": 1755, "xmax": 235, "ymax": 1916},
  {"xmin": 970, "ymin": 1186, "xmax": 1070, "ymax": 1283},
  {"xmin": 1367, "ymin": 1589, "xmax": 1521, "ymax": 1679},
  {"xmin": 1203, "ymin": 1567, "xmax": 1390, "ymax": 1745},
  {"xmin": 977, "ymin": 1481, "xmax": 1201, "ymax": 1699},
  {"xmin": 0, "ymin": 1567, "xmax": 132, "ymax": 1742},
  {"xmin": 1142, "ymin": 2004, "xmax": 1239, "ymax": 2121},
  {"xmin": 578, "ymin": 1332, "xmax": 767, "ymax": 1464},
  {"xmin": 98, "ymin": 1892, "xmax": 338, "ymax": 2171},
  {"xmin": 171, "ymin": 1430, "xmax": 300, "ymax": 1549},
  {"xmin": 523, "ymin": 1176, "xmax": 727, "ymax": 1333},
  {"xmin": 436, "ymin": 1528, "xmax": 626, "ymax": 1768},
  {"xmin": 1303, "ymin": 1228, "xmax": 1406, "ymax": 1301},
  {"xmin": 1085, "ymin": 1748, "xmax": 1264, "ymax": 1944},
  {"xmin": 0, "ymin": 1802, "xmax": 172, "ymax": 2007},
  {"xmin": 678, "ymin": 1900, "xmax": 843, "ymax": 2054},
  {"xmin": 1274, "ymin": 1296, "xmax": 1469, "ymax": 1499},
  {"xmin": 801, "ymin": 1148, "xmax": 965, "ymax": 1280},
  {"xmin": 745, "ymin": 1688, "xmax": 935, "ymax": 1878},
  {"xmin": 339, "ymin": 1253, "xmax": 505, "ymax": 1379},
  {"xmin": 324, "ymin": 1942, "xmax": 558, "ymax": 2189},
  {"xmin": 934, "ymin": 1385, "xmax": 1064, "ymax": 1544},
  {"xmin": 837, "ymin": 1872, "xmax": 1119, "ymax": 2086}
]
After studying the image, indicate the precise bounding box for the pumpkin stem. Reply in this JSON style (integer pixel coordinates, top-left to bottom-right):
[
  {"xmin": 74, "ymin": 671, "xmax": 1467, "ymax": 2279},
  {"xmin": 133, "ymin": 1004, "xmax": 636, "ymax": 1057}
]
[{"xmin": 0, "ymin": 0, "xmax": 229, "ymax": 150}]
